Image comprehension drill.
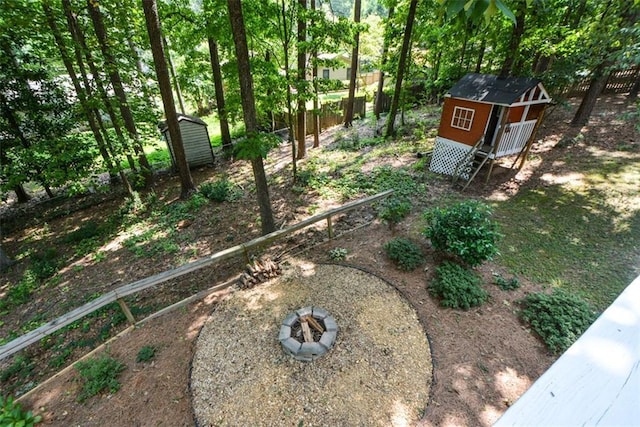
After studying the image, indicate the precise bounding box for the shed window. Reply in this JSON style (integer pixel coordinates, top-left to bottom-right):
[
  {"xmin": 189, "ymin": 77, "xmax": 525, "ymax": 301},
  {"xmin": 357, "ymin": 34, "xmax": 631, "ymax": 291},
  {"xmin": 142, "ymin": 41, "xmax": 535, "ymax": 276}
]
[
  {"xmin": 451, "ymin": 106, "xmax": 475, "ymax": 131},
  {"xmin": 322, "ymin": 69, "xmax": 330, "ymax": 79}
]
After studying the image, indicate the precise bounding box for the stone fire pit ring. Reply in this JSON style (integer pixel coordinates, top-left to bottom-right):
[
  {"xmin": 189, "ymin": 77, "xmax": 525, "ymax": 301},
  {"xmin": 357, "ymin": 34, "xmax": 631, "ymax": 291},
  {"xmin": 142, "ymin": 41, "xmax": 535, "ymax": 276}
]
[{"xmin": 279, "ymin": 306, "xmax": 338, "ymax": 361}]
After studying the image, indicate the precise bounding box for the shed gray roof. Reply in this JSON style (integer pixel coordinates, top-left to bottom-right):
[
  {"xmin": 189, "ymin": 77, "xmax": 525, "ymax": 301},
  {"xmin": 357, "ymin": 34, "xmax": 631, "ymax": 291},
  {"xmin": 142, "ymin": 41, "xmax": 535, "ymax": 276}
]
[
  {"xmin": 448, "ymin": 73, "xmax": 543, "ymax": 106},
  {"xmin": 159, "ymin": 114, "xmax": 207, "ymax": 133}
]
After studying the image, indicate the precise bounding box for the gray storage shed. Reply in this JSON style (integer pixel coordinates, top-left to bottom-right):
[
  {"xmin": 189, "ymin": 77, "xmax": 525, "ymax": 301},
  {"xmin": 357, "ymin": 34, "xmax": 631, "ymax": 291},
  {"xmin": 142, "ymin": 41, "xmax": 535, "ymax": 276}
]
[{"xmin": 161, "ymin": 114, "xmax": 214, "ymax": 168}]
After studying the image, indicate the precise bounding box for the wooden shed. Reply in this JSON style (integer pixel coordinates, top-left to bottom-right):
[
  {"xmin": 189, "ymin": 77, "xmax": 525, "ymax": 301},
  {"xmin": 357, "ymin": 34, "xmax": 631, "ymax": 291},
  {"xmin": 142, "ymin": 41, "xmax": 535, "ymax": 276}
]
[
  {"xmin": 429, "ymin": 73, "xmax": 551, "ymax": 187},
  {"xmin": 161, "ymin": 114, "xmax": 214, "ymax": 168}
]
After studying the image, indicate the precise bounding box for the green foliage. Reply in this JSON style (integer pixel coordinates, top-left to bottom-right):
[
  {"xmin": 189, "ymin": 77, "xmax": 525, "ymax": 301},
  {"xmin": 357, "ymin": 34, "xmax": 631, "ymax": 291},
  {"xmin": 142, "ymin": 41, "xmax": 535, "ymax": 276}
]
[
  {"xmin": 29, "ymin": 249, "xmax": 58, "ymax": 281},
  {"xmin": 233, "ymin": 132, "xmax": 280, "ymax": 161},
  {"xmin": 75, "ymin": 355, "xmax": 126, "ymax": 403},
  {"xmin": 423, "ymin": 200, "xmax": 501, "ymax": 267},
  {"xmin": 200, "ymin": 179, "xmax": 242, "ymax": 202},
  {"xmin": 430, "ymin": 261, "xmax": 488, "ymax": 310},
  {"xmin": 136, "ymin": 346, "xmax": 156, "ymax": 363},
  {"xmin": 328, "ymin": 248, "xmax": 347, "ymax": 261},
  {"xmin": 494, "ymin": 273, "xmax": 521, "ymax": 291},
  {"xmin": 378, "ymin": 196, "xmax": 412, "ymax": 224},
  {"xmin": 1, "ymin": 395, "xmax": 42, "ymax": 427},
  {"xmin": 63, "ymin": 221, "xmax": 102, "ymax": 244},
  {"xmin": 383, "ymin": 238, "xmax": 425, "ymax": 271},
  {"xmin": 335, "ymin": 135, "xmax": 385, "ymax": 152},
  {"xmin": 519, "ymin": 290, "xmax": 596, "ymax": 353}
]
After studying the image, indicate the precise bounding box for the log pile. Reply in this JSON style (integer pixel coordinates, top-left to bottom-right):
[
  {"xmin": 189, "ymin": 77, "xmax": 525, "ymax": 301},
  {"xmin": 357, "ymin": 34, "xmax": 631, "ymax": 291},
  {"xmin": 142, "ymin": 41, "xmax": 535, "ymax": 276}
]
[{"xmin": 238, "ymin": 258, "xmax": 282, "ymax": 289}]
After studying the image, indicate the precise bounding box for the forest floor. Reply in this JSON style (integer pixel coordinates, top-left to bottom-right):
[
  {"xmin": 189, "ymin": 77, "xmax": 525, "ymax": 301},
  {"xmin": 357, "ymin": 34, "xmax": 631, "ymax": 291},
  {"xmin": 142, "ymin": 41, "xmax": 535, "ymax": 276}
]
[{"xmin": 1, "ymin": 94, "xmax": 639, "ymax": 426}]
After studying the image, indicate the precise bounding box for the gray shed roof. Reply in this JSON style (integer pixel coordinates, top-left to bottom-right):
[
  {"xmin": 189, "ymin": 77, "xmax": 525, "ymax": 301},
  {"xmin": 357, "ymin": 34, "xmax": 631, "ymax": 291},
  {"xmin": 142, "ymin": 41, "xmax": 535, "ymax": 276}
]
[
  {"xmin": 447, "ymin": 73, "xmax": 544, "ymax": 106},
  {"xmin": 159, "ymin": 114, "xmax": 207, "ymax": 133}
]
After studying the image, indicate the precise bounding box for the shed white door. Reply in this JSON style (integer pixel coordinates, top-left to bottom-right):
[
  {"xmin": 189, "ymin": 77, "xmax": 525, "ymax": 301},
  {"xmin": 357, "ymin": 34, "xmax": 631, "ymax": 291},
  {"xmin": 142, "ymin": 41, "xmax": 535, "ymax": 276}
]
[{"xmin": 495, "ymin": 119, "xmax": 537, "ymax": 157}]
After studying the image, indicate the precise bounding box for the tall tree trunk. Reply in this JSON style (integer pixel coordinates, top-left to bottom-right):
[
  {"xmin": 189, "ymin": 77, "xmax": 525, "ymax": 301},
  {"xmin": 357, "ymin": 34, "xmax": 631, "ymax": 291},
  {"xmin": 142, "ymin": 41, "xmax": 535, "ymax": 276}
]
[
  {"xmin": 375, "ymin": 6, "xmax": 394, "ymax": 120},
  {"xmin": 87, "ymin": 0, "xmax": 153, "ymax": 188},
  {"xmin": 42, "ymin": 1, "xmax": 118, "ymax": 183},
  {"xmin": 344, "ymin": 0, "xmax": 361, "ymax": 127},
  {"xmin": 499, "ymin": 0, "xmax": 526, "ymax": 78},
  {"xmin": 296, "ymin": 0, "xmax": 307, "ymax": 158},
  {"xmin": 207, "ymin": 36, "xmax": 232, "ymax": 150},
  {"xmin": 163, "ymin": 35, "xmax": 186, "ymax": 114},
  {"xmin": 1, "ymin": 95, "xmax": 54, "ymax": 198},
  {"xmin": 310, "ymin": 0, "xmax": 320, "ymax": 148},
  {"xmin": 474, "ymin": 37, "xmax": 486, "ymax": 73},
  {"xmin": 62, "ymin": 0, "xmax": 137, "ymax": 174},
  {"xmin": 281, "ymin": 0, "xmax": 297, "ymax": 178},
  {"xmin": 13, "ymin": 184, "xmax": 31, "ymax": 204},
  {"xmin": 385, "ymin": 0, "xmax": 418, "ymax": 137},
  {"xmin": 142, "ymin": 0, "xmax": 195, "ymax": 199},
  {"xmin": 571, "ymin": 61, "xmax": 612, "ymax": 127},
  {"xmin": 228, "ymin": 0, "xmax": 276, "ymax": 235}
]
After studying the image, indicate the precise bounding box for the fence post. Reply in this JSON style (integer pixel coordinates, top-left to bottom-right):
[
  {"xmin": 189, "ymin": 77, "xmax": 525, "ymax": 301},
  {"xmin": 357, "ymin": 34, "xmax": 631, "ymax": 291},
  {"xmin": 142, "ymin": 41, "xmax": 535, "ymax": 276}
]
[
  {"xmin": 327, "ymin": 216, "xmax": 334, "ymax": 239},
  {"xmin": 117, "ymin": 299, "xmax": 136, "ymax": 326}
]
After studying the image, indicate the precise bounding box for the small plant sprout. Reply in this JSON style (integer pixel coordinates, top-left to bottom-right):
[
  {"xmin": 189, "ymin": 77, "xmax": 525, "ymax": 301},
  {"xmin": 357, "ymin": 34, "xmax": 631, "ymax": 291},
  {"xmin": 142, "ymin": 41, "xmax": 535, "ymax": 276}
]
[
  {"xmin": 74, "ymin": 355, "xmax": 126, "ymax": 403},
  {"xmin": 493, "ymin": 273, "xmax": 521, "ymax": 291},
  {"xmin": 329, "ymin": 248, "xmax": 347, "ymax": 261}
]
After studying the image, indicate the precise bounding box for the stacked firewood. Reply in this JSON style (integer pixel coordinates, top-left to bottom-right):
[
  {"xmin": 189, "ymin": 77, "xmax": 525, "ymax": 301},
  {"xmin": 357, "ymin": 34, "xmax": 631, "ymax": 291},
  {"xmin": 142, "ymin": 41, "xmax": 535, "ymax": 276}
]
[{"xmin": 238, "ymin": 258, "xmax": 282, "ymax": 289}]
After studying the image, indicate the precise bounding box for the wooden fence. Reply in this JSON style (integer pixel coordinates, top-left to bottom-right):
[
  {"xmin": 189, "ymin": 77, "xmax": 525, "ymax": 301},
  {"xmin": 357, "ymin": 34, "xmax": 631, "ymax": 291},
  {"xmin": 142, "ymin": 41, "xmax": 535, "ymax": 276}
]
[
  {"xmin": 274, "ymin": 96, "xmax": 367, "ymax": 137},
  {"xmin": 0, "ymin": 190, "xmax": 393, "ymax": 361},
  {"xmin": 563, "ymin": 67, "xmax": 640, "ymax": 97}
]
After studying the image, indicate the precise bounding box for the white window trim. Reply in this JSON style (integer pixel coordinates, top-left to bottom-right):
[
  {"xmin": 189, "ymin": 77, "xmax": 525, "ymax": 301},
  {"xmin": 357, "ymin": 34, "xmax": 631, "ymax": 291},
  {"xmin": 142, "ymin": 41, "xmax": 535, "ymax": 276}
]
[{"xmin": 451, "ymin": 106, "xmax": 475, "ymax": 131}]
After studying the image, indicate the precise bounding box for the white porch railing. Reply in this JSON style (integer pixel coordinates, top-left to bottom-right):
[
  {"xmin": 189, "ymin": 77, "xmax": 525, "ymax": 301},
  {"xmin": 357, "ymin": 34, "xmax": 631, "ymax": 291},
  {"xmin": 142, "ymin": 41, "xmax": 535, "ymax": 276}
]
[{"xmin": 496, "ymin": 119, "xmax": 537, "ymax": 157}]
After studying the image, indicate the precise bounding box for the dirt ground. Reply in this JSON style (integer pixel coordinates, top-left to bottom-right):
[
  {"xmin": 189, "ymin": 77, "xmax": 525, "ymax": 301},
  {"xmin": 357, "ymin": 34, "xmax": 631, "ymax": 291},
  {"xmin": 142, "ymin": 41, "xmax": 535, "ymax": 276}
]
[{"xmin": 3, "ymin": 94, "xmax": 638, "ymax": 426}]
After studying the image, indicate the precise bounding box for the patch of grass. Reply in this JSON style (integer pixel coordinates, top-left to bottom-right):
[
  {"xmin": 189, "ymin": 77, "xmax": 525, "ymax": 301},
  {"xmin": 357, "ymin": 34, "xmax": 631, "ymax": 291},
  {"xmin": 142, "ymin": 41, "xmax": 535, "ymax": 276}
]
[
  {"xmin": 493, "ymin": 273, "xmax": 521, "ymax": 291},
  {"xmin": 519, "ymin": 289, "xmax": 596, "ymax": 353},
  {"xmin": 384, "ymin": 238, "xmax": 425, "ymax": 271},
  {"xmin": 75, "ymin": 355, "xmax": 126, "ymax": 403},
  {"xmin": 494, "ymin": 181, "xmax": 640, "ymax": 310},
  {"xmin": 430, "ymin": 261, "xmax": 488, "ymax": 310}
]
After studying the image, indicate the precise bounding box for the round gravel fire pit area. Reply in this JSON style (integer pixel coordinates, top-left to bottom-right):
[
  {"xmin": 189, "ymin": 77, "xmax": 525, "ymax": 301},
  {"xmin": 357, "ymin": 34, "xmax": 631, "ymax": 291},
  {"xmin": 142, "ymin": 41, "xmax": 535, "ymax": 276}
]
[{"xmin": 190, "ymin": 262, "xmax": 432, "ymax": 426}]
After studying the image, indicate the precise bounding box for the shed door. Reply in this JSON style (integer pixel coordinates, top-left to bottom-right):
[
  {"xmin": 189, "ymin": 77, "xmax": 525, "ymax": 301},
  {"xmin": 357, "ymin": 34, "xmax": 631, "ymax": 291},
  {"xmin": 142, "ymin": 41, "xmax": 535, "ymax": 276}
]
[{"xmin": 484, "ymin": 105, "xmax": 502, "ymax": 148}]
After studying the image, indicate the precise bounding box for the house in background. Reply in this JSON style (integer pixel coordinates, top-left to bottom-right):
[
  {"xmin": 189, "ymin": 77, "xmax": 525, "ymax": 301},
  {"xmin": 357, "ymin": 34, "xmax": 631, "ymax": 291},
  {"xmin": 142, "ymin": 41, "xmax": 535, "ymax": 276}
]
[
  {"xmin": 430, "ymin": 73, "xmax": 551, "ymax": 189},
  {"xmin": 160, "ymin": 114, "xmax": 214, "ymax": 169},
  {"xmin": 316, "ymin": 53, "xmax": 380, "ymax": 86}
]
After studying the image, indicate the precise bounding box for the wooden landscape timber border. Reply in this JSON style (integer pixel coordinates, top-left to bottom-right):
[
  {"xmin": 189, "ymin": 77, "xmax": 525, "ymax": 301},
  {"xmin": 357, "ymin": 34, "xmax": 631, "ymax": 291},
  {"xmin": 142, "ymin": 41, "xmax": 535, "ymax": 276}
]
[{"xmin": 0, "ymin": 189, "xmax": 394, "ymax": 362}]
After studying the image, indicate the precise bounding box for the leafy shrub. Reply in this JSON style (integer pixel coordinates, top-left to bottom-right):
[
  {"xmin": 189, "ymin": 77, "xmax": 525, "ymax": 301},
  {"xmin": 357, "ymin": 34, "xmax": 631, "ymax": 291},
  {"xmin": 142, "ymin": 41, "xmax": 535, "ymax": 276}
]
[
  {"xmin": 328, "ymin": 248, "xmax": 347, "ymax": 261},
  {"xmin": 378, "ymin": 197, "xmax": 412, "ymax": 224},
  {"xmin": 494, "ymin": 274, "xmax": 521, "ymax": 291},
  {"xmin": 200, "ymin": 179, "xmax": 242, "ymax": 202},
  {"xmin": 519, "ymin": 290, "xmax": 596, "ymax": 353},
  {"xmin": 423, "ymin": 200, "xmax": 501, "ymax": 267},
  {"xmin": 29, "ymin": 249, "xmax": 59, "ymax": 280},
  {"xmin": 1, "ymin": 395, "xmax": 41, "ymax": 426},
  {"xmin": 384, "ymin": 238, "xmax": 425, "ymax": 271},
  {"xmin": 64, "ymin": 221, "xmax": 102, "ymax": 244},
  {"xmin": 430, "ymin": 261, "xmax": 488, "ymax": 309},
  {"xmin": 75, "ymin": 355, "xmax": 126, "ymax": 403},
  {"xmin": 136, "ymin": 345, "xmax": 156, "ymax": 363}
]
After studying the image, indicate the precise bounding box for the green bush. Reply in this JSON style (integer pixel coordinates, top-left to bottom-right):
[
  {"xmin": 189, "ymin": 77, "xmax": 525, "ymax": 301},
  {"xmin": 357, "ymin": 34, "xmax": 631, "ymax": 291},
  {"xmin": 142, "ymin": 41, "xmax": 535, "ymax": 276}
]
[
  {"xmin": 430, "ymin": 261, "xmax": 488, "ymax": 309},
  {"xmin": 29, "ymin": 249, "xmax": 59, "ymax": 280},
  {"xmin": 423, "ymin": 200, "xmax": 501, "ymax": 267},
  {"xmin": 1, "ymin": 395, "xmax": 41, "ymax": 426},
  {"xmin": 378, "ymin": 197, "xmax": 412, "ymax": 224},
  {"xmin": 519, "ymin": 290, "xmax": 596, "ymax": 353},
  {"xmin": 136, "ymin": 345, "xmax": 156, "ymax": 363},
  {"xmin": 200, "ymin": 179, "xmax": 242, "ymax": 202},
  {"xmin": 384, "ymin": 238, "xmax": 425, "ymax": 271},
  {"xmin": 75, "ymin": 355, "xmax": 126, "ymax": 403}
]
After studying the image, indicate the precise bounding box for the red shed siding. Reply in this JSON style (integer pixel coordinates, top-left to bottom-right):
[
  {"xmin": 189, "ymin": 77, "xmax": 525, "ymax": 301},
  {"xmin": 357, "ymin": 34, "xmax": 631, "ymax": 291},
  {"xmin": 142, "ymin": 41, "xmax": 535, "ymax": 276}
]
[{"xmin": 438, "ymin": 98, "xmax": 492, "ymax": 146}]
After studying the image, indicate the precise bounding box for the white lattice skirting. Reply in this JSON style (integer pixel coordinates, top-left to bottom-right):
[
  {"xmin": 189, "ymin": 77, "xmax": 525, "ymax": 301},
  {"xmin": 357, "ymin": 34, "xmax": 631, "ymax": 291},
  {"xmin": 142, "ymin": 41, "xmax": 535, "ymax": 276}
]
[{"xmin": 429, "ymin": 137, "xmax": 473, "ymax": 176}]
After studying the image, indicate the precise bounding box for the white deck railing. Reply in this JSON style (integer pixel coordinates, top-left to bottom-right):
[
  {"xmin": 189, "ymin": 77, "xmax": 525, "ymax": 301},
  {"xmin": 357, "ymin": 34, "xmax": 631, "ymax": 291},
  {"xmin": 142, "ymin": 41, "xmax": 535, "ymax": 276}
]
[{"xmin": 496, "ymin": 119, "xmax": 537, "ymax": 158}]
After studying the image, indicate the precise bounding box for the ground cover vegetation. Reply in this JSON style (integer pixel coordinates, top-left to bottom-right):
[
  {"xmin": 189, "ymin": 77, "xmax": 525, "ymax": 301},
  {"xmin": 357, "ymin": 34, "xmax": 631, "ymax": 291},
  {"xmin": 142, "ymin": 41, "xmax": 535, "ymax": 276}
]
[{"xmin": 0, "ymin": 0, "xmax": 638, "ymax": 423}]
